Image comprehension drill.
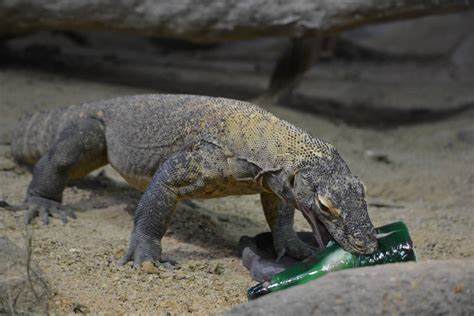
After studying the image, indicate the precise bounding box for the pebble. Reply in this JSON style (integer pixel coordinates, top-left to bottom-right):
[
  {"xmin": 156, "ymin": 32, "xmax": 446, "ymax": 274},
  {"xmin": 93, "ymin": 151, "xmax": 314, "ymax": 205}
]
[
  {"xmin": 365, "ymin": 149, "xmax": 392, "ymax": 164},
  {"xmin": 210, "ymin": 262, "xmax": 225, "ymax": 275},
  {"xmin": 141, "ymin": 261, "xmax": 162, "ymax": 274},
  {"xmin": 0, "ymin": 157, "xmax": 15, "ymax": 171},
  {"xmin": 72, "ymin": 303, "xmax": 89, "ymax": 314}
]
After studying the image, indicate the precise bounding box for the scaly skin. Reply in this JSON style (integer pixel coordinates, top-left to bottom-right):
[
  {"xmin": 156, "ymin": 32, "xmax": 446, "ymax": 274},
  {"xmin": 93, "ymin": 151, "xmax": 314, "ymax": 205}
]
[{"xmin": 11, "ymin": 94, "xmax": 378, "ymax": 267}]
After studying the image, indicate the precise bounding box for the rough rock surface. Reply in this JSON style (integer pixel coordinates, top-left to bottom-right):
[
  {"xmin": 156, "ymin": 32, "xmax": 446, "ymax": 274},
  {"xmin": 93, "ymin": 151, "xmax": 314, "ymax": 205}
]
[
  {"xmin": 2, "ymin": 23, "xmax": 473, "ymax": 127},
  {"xmin": 341, "ymin": 11, "xmax": 474, "ymax": 58},
  {"xmin": 0, "ymin": 0, "xmax": 472, "ymax": 42},
  {"xmin": 226, "ymin": 260, "xmax": 474, "ymax": 315}
]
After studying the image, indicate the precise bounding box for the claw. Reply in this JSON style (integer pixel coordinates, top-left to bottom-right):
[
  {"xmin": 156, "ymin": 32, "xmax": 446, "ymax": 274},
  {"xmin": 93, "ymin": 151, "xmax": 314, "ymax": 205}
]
[
  {"xmin": 68, "ymin": 209, "xmax": 77, "ymax": 220},
  {"xmin": 24, "ymin": 196, "xmax": 76, "ymax": 225},
  {"xmin": 274, "ymin": 235, "xmax": 317, "ymax": 261},
  {"xmin": 158, "ymin": 260, "xmax": 176, "ymax": 270},
  {"xmin": 39, "ymin": 207, "xmax": 49, "ymax": 225},
  {"xmin": 61, "ymin": 208, "xmax": 77, "ymax": 223},
  {"xmin": 118, "ymin": 252, "xmax": 132, "ymax": 266},
  {"xmin": 276, "ymin": 249, "xmax": 286, "ymax": 263},
  {"xmin": 119, "ymin": 235, "xmax": 171, "ymax": 269},
  {"xmin": 25, "ymin": 205, "xmax": 39, "ymax": 224}
]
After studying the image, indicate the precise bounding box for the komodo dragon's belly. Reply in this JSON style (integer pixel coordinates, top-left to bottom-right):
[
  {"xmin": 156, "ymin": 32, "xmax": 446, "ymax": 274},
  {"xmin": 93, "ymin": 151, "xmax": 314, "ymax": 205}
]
[
  {"xmin": 119, "ymin": 171, "xmax": 263, "ymax": 198},
  {"xmin": 119, "ymin": 173, "xmax": 153, "ymax": 192},
  {"xmin": 183, "ymin": 177, "xmax": 264, "ymax": 199},
  {"xmin": 108, "ymin": 144, "xmax": 265, "ymax": 197}
]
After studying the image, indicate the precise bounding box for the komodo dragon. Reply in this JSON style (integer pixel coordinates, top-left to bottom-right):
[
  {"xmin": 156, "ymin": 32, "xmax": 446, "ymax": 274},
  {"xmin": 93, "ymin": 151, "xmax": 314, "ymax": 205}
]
[{"xmin": 11, "ymin": 94, "xmax": 378, "ymax": 267}]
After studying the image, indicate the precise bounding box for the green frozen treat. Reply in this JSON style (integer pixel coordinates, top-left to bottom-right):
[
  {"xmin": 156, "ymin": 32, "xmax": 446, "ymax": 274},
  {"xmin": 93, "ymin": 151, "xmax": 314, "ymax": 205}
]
[{"xmin": 248, "ymin": 221, "xmax": 416, "ymax": 300}]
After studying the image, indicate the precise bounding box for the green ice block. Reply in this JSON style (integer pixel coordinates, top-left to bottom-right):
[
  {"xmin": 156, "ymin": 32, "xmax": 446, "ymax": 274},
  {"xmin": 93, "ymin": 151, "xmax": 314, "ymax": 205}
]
[{"xmin": 248, "ymin": 221, "xmax": 416, "ymax": 300}]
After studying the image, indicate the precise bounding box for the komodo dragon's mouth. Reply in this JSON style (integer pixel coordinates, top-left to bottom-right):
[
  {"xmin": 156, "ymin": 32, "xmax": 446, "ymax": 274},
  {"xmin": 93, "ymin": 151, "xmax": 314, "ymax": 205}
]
[{"xmin": 299, "ymin": 206, "xmax": 334, "ymax": 249}]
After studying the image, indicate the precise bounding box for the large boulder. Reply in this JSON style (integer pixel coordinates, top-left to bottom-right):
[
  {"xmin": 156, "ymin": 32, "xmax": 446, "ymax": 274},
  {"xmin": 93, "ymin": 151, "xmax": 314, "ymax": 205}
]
[
  {"xmin": 340, "ymin": 11, "xmax": 474, "ymax": 58},
  {"xmin": 290, "ymin": 11, "xmax": 474, "ymax": 126},
  {"xmin": 226, "ymin": 260, "xmax": 474, "ymax": 315}
]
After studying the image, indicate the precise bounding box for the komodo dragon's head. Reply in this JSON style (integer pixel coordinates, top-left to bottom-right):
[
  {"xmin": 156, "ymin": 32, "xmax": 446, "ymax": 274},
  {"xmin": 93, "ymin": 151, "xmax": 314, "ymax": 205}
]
[{"xmin": 278, "ymin": 151, "xmax": 378, "ymax": 255}]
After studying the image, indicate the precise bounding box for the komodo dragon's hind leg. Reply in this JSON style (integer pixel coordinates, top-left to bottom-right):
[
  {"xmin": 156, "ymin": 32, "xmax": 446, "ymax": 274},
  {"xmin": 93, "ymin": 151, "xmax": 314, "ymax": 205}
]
[
  {"xmin": 261, "ymin": 192, "xmax": 317, "ymax": 260},
  {"xmin": 25, "ymin": 117, "xmax": 107, "ymax": 224}
]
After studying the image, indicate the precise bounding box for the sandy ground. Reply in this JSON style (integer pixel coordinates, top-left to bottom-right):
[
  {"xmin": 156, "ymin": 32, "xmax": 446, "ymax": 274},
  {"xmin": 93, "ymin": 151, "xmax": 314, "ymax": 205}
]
[{"xmin": 0, "ymin": 66, "xmax": 473, "ymax": 314}]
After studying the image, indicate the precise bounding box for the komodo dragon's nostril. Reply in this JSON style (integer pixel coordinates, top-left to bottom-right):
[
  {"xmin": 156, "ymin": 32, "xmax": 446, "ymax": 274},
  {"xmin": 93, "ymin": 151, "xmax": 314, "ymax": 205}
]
[{"xmin": 353, "ymin": 240, "xmax": 366, "ymax": 251}]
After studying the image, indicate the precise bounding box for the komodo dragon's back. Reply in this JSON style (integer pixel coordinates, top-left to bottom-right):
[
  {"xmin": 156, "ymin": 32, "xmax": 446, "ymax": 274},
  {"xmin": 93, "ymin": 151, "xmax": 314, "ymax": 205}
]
[
  {"xmin": 12, "ymin": 94, "xmax": 335, "ymax": 177},
  {"xmin": 103, "ymin": 94, "xmax": 335, "ymax": 177}
]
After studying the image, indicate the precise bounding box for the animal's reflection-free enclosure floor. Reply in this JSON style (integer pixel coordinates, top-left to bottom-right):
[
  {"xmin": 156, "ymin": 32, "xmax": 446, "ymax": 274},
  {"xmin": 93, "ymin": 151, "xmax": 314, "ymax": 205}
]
[{"xmin": 0, "ymin": 68, "xmax": 473, "ymax": 314}]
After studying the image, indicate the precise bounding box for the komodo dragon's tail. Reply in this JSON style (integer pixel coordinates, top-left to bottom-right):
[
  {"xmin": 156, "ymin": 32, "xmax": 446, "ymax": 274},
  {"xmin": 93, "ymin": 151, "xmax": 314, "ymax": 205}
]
[{"xmin": 11, "ymin": 109, "xmax": 63, "ymax": 168}]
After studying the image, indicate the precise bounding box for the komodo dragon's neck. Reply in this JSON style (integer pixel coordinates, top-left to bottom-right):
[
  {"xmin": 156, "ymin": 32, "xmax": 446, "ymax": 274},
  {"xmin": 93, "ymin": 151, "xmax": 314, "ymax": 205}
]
[{"xmin": 207, "ymin": 101, "xmax": 336, "ymax": 171}]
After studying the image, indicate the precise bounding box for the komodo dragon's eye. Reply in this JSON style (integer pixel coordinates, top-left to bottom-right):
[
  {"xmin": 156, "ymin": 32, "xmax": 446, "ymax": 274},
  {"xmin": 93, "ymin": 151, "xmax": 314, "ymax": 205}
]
[{"xmin": 315, "ymin": 195, "xmax": 341, "ymax": 218}]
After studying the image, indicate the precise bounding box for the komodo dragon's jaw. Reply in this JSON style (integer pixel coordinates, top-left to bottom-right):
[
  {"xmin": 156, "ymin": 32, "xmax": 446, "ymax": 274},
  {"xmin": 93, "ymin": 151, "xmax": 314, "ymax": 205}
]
[
  {"xmin": 264, "ymin": 153, "xmax": 378, "ymax": 255},
  {"xmin": 261, "ymin": 169, "xmax": 333, "ymax": 250},
  {"xmin": 297, "ymin": 202, "xmax": 333, "ymax": 248}
]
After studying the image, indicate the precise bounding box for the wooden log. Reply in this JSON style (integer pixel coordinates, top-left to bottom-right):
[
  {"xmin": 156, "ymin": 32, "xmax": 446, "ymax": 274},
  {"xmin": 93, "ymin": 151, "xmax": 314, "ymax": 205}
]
[{"xmin": 0, "ymin": 0, "xmax": 473, "ymax": 42}]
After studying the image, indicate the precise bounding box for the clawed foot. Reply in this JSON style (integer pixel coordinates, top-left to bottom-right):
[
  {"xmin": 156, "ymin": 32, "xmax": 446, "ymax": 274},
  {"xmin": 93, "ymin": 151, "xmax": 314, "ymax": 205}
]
[
  {"xmin": 119, "ymin": 234, "xmax": 175, "ymax": 269},
  {"xmin": 275, "ymin": 236, "xmax": 318, "ymax": 261},
  {"xmin": 25, "ymin": 196, "xmax": 76, "ymax": 224}
]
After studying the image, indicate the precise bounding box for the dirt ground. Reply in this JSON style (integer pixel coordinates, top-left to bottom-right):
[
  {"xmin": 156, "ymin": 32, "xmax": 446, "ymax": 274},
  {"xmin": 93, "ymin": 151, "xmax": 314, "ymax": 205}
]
[{"xmin": 0, "ymin": 66, "xmax": 473, "ymax": 315}]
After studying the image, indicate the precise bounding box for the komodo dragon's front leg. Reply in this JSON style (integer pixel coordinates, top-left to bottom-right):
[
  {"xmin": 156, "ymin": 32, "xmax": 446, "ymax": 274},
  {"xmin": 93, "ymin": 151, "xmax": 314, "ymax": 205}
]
[
  {"xmin": 261, "ymin": 192, "xmax": 317, "ymax": 260},
  {"xmin": 120, "ymin": 144, "xmax": 236, "ymax": 267},
  {"xmin": 118, "ymin": 152, "xmax": 188, "ymax": 267}
]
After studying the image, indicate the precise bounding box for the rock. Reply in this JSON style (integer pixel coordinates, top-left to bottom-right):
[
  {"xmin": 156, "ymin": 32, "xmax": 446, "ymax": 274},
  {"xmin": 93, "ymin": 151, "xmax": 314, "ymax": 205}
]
[
  {"xmin": 286, "ymin": 11, "xmax": 474, "ymax": 126},
  {"xmin": 0, "ymin": 1, "xmax": 471, "ymax": 42},
  {"xmin": 225, "ymin": 260, "xmax": 474, "ymax": 315},
  {"xmin": 141, "ymin": 261, "xmax": 162, "ymax": 274},
  {"xmin": 0, "ymin": 236, "xmax": 49, "ymax": 314},
  {"xmin": 72, "ymin": 302, "xmax": 89, "ymax": 314},
  {"xmin": 2, "ymin": 9, "xmax": 474, "ymax": 127},
  {"xmin": 210, "ymin": 262, "xmax": 225, "ymax": 275},
  {"xmin": 452, "ymin": 31, "xmax": 474, "ymax": 77},
  {"xmin": 365, "ymin": 150, "xmax": 392, "ymax": 164},
  {"xmin": 341, "ymin": 11, "xmax": 474, "ymax": 59}
]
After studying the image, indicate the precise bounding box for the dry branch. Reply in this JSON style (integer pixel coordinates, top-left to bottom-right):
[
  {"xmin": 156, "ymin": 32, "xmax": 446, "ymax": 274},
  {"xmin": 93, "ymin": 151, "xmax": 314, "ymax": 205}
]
[{"xmin": 0, "ymin": 232, "xmax": 49, "ymax": 314}]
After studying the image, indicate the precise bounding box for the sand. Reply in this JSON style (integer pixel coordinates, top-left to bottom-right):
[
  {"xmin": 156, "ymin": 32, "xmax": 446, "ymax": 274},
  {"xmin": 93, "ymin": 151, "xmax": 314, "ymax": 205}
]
[{"xmin": 0, "ymin": 66, "xmax": 473, "ymax": 314}]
